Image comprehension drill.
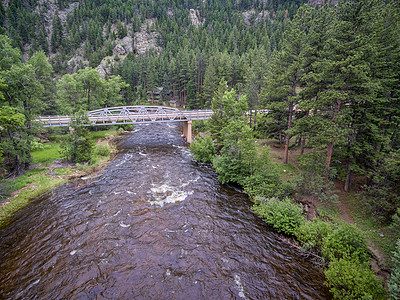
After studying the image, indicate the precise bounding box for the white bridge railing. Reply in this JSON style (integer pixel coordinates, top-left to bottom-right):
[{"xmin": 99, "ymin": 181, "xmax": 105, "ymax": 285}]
[{"xmin": 38, "ymin": 106, "xmax": 214, "ymax": 127}]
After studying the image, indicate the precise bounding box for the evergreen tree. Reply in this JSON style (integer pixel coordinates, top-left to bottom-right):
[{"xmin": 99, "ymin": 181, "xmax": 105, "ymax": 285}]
[
  {"xmin": 51, "ymin": 12, "xmax": 63, "ymax": 53},
  {"xmin": 300, "ymin": 0, "xmax": 382, "ymax": 191},
  {"xmin": 261, "ymin": 5, "xmax": 312, "ymax": 164}
]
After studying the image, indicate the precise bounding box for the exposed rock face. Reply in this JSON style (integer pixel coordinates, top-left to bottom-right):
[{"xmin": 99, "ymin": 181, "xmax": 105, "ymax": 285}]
[
  {"xmin": 189, "ymin": 9, "xmax": 204, "ymax": 27},
  {"xmin": 95, "ymin": 19, "xmax": 162, "ymax": 78},
  {"xmin": 36, "ymin": 0, "xmax": 79, "ymax": 26},
  {"xmin": 67, "ymin": 55, "xmax": 89, "ymax": 74},
  {"xmin": 134, "ymin": 19, "xmax": 162, "ymax": 55},
  {"xmin": 167, "ymin": 8, "xmax": 174, "ymax": 18},
  {"xmin": 242, "ymin": 10, "xmax": 270, "ymax": 26}
]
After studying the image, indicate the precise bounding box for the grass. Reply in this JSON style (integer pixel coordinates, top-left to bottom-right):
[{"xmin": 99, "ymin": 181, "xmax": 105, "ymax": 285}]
[
  {"xmin": 31, "ymin": 143, "xmax": 62, "ymax": 165},
  {"xmin": 0, "ymin": 170, "xmax": 67, "ymax": 227},
  {"xmin": 0, "ymin": 128, "xmax": 119, "ymax": 228},
  {"xmin": 316, "ymin": 187, "xmax": 395, "ymax": 265},
  {"xmin": 339, "ymin": 193, "xmax": 396, "ymax": 264},
  {"xmin": 88, "ymin": 129, "xmax": 118, "ymax": 140}
]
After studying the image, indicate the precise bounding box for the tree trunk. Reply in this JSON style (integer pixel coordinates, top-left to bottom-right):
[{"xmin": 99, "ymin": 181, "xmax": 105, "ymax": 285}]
[
  {"xmin": 325, "ymin": 139, "xmax": 334, "ymax": 172},
  {"xmin": 325, "ymin": 100, "xmax": 342, "ymax": 174},
  {"xmin": 300, "ymin": 137, "xmax": 306, "ymax": 155},
  {"xmin": 344, "ymin": 160, "xmax": 353, "ymax": 193},
  {"xmin": 283, "ymin": 101, "xmax": 293, "ymax": 164}
]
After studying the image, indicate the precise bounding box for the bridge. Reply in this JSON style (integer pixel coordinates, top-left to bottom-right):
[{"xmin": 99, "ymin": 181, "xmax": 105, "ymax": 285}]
[{"xmin": 38, "ymin": 106, "xmax": 214, "ymax": 143}]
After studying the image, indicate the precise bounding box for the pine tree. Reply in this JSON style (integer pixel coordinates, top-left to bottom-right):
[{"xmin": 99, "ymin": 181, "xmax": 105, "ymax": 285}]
[
  {"xmin": 300, "ymin": 0, "xmax": 382, "ymax": 191},
  {"xmin": 51, "ymin": 12, "xmax": 63, "ymax": 53},
  {"xmin": 261, "ymin": 5, "xmax": 312, "ymax": 164}
]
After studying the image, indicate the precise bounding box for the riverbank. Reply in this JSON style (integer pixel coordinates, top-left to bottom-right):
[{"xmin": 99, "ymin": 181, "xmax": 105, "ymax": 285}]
[
  {"xmin": 0, "ymin": 129, "xmax": 122, "ymax": 228},
  {"xmin": 190, "ymin": 123, "xmax": 391, "ymax": 298}
]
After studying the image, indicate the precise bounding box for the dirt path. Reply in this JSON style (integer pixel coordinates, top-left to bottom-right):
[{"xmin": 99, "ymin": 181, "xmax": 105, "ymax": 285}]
[
  {"xmin": 261, "ymin": 140, "xmax": 390, "ymax": 283},
  {"xmin": 334, "ymin": 181, "xmax": 354, "ymax": 224}
]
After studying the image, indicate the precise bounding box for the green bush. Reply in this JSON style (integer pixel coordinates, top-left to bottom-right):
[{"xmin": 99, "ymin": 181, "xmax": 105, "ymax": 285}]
[
  {"xmin": 243, "ymin": 146, "xmax": 291, "ymax": 199},
  {"xmin": 31, "ymin": 137, "xmax": 44, "ymax": 151},
  {"xmin": 389, "ymin": 239, "xmax": 400, "ymax": 299},
  {"xmin": 252, "ymin": 197, "xmax": 305, "ymax": 236},
  {"xmin": 325, "ymin": 258, "xmax": 387, "ymax": 300},
  {"xmin": 118, "ymin": 124, "xmax": 134, "ymax": 131},
  {"xmin": 322, "ymin": 223, "xmax": 370, "ymax": 263},
  {"xmin": 190, "ymin": 135, "xmax": 216, "ymax": 163},
  {"xmin": 94, "ymin": 144, "xmax": 111, "ymax": 157},
  {"xmin": 60, "ymin": 114, "xmax": 94, "ymax": 163},
  {"xmin": 297, "ymin": 218, "xmax": 334, "ymax": 257}
]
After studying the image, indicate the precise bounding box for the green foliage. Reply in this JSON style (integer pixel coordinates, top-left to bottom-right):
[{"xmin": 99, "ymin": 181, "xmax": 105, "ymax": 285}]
[
  {"xmin": 293, "ymin": 152, "xmax": 337, "ymax": 202},
  {"xmin": 252, "ymin": 197, "xmax": 305, "ymax": 236},
  {"xmin": 190, "ymin": 135, "xmax": 216, "ymax": 163},
  {"xmin": 321, "ymin": 223, "xmax": 370, "ymax": 263},
  {"xmin": 364, "ymin": 150, "xmax": 400, "ymax": 224},
  {"xmin": 212, "ymin": 119, "xmax": 256, "ymax": 185},
  {"xmin": 389, "ymin": 239, "xmax": 400, "ymax": 299},
  {"xmin": 31, "ymin": 142, "xmax": 61, "ymax": 165},
  {"xmin": 209, "ymin": 83, "xmax": 248, "ymax": 148},
  {"xmin": 60, "ymin": 114, "xmax": 94, "ymax": 163},
  {"xmin": 94, "ymin": 144, "xmax": 111, "ymax": 157},
  {"xmin": 297, "ymin": 218, "xmax": 334, "ymax": 257},
  {"xmin": 56, "ymin": 68, "xmax": 128, "ymax": 114},
  {"xmin": 324, "ymin": 258, "xmax": 387, "ymax": 300},
  {"xmin": 243, "ymin": 147, "xmax": 288, "ymax": 199}
]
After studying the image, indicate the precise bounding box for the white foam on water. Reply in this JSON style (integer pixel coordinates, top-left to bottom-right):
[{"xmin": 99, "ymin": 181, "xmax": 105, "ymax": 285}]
[
  {"xmin": 234, "ymin": 274, "xmax": 247, "ymax": 299},
  {"xmin": 148, "ymin": 183, "xmax": 193, "ymax": 207},
  {"xmin": 70, "ymin": 250, "xmax": 77, "ymax": 256},
  {"xmin": 119, "ymin": 222, "xmax": 130, "ymax": 228},
  {"xmin": 115, "ymin": 153, "xmax": 133, "ymax": 167},
  {"xmin": 113, "ymin": 210, "xmax": 121, "ymax": 217}
]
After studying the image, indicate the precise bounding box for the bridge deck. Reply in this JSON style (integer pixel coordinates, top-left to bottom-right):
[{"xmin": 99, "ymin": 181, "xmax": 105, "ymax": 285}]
[{"xmin": 38, "ymin": 106, "xmax": 213, "ymax": 127}]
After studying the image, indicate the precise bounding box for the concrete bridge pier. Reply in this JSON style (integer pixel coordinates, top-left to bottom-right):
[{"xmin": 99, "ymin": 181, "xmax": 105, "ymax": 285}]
[{"xmin": 182, "ymin": 120, "xmax": 192, "ymax": 143}]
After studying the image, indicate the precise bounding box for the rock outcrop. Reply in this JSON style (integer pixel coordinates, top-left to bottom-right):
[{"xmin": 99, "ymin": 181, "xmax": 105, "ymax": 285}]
[
  {"xmin": 242, "ymin": 10, "xmax": 270, "ymax": 26},
  {"xmin": 134, "ymin": 18, "xmax": 162, "ymax": 55},
  {"xmin": 189, "ymin": 9, "xmax": 204, "ymax": 27},
  {"xmin": 95, "ymin": 19, "xmax": 162, "ymax": 78}
]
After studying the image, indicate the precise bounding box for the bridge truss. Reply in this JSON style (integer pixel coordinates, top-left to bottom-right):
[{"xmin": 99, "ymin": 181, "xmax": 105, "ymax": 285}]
[{"xmin": 38, "ymin": 106, "xmax": 214, "ymax": 127}]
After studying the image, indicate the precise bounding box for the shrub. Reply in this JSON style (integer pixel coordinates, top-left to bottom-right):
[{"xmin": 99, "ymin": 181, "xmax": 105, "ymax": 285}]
[
  {"xmin": 322, "ymin": 223, "xmax": 370, "ymax": 263},
  {"xmin": 60, "ymin": 114, "xmax": 94, "ymax": 163},
  {"xmin": 389, "ymin": 239, "xmax": 400, "ymax": 299},
  {"xmin": 243, "ymin": 172, "xmax": 285, "ymax": 199},
  {"xmin": 325, "ymin": 258, "xmax": 387, "ymax": 300},
  {"xmin": 243, "ymin": 146, "xmax": 291, "ymax": 199},
  {"xmin": 31, "ymin": 137, "xmax": 44, "ymax": 151},
  {"xmin": 190, "ymin": 135, "xmax": 216, "ymax": 163},
  {"xmin": 252, "ymin": 197, "xmax": 305, "ymax": 236},
  {"xmin": 118, "ymin": 124, "xmax": 134, "ymax": 131},
  {"xmin": 297, "ymin": 218, "xmax": 334, "ymax": 257},
  {"xmin": 94, "ymin": 144, "xmax": 111, "ymax": 157}
]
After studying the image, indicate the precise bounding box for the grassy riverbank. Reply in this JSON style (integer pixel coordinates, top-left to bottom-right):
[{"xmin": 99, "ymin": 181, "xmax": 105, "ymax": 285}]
[{"xmin": 0, "ymin": 129, "xmax": 120, "ymax": 228}]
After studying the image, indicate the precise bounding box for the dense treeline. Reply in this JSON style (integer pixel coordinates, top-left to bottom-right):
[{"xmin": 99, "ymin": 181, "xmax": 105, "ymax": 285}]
[{"xmin": 0, "ymin": 0, "xmax": 400, "ymax": 298}]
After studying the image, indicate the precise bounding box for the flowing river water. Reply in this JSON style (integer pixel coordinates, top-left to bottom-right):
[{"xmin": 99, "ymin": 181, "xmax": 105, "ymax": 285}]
[{"xmin": 0, "ymin": 123, "xmax": 331, "ymax": 299}]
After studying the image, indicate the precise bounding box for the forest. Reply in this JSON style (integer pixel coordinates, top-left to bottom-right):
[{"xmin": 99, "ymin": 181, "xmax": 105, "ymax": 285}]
[{"xmin": 0, "ymin": 0, "xmax": 400, "ymax": 298}]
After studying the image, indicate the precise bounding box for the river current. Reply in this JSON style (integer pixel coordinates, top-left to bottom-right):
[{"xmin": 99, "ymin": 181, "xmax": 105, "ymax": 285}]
[{"xmin": 0, "ymin": 123, "xmax": 330, "ymax": 299}]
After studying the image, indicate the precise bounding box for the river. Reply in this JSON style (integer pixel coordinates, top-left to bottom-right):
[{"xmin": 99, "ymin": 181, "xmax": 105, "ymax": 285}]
[{"xmin": 0, "ymin": 123, "xmax": 330, "ymax": 299}]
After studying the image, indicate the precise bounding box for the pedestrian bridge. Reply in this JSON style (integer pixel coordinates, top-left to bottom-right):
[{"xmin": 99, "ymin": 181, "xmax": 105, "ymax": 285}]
[{"xmin": 38, "ymin": 106, "xmax": 214, "ymax": 143}]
